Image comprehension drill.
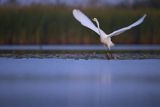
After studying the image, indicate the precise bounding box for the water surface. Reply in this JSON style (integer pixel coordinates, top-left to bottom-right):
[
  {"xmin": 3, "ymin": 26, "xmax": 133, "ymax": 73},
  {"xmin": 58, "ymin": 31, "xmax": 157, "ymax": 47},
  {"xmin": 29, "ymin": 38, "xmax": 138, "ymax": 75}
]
[
  {"xmin": 0, "ymin": 58, "xmax": 160, "ymax": 107},
  {"xmin": 0, "ymin": 45, "xmax": 160, "ymax": 51}
]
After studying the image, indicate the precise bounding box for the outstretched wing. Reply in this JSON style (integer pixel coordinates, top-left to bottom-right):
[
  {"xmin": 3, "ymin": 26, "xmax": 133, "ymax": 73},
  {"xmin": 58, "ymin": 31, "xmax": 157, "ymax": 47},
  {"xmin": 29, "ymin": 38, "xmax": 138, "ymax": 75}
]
[
  {"xmin": 108, "ymin": 14, "xmax": 146, "ymax": 37},
  {"xmin": 72, "ymin": 9, "xmax": 100, "ymax": 35}
]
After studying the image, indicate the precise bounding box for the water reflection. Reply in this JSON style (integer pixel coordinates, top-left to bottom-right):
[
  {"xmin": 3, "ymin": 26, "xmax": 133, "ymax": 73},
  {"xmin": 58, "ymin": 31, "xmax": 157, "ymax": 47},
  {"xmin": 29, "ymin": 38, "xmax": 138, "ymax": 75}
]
[{"xmin": 0, "ymin": 58, "xmax": 160, "ymax": 107}]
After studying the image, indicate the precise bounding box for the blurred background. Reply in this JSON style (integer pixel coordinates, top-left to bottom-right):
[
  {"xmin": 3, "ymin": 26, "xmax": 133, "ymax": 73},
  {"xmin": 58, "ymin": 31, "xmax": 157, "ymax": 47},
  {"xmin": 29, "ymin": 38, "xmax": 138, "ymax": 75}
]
[{"xmin": 0, "ymin": 0, "xmax": 159, "ymax": 45}]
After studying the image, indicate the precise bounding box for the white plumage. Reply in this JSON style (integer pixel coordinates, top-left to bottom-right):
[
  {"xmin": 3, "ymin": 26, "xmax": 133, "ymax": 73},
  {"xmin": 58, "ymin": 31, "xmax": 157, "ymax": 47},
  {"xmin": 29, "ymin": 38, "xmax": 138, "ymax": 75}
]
[
  {"xmin": 72, "ymin": 9, "xmax": 146, "ymax": 49},
  {"xmin": 73, "ymin": 9, "xmax": 100, "ymax": 35}
]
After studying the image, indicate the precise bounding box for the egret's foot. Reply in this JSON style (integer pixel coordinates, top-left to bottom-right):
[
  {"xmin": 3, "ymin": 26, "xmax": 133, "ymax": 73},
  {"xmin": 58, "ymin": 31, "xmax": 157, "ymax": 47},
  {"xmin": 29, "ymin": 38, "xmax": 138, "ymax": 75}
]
[
  {"xmin": 111, "ymin": 53, "xmax": 118, "ymax": 59},
  {"xmin": 106, "ymin": 53, "xmax": 112, "ymax": 59}
]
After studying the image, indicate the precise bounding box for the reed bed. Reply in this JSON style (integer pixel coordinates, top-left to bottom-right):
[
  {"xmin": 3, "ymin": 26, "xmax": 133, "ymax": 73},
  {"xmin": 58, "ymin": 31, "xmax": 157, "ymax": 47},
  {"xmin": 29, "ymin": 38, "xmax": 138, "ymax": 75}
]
[{"xmin": 0, "ymin": 6, "xmax": 159, "ymax": 44}]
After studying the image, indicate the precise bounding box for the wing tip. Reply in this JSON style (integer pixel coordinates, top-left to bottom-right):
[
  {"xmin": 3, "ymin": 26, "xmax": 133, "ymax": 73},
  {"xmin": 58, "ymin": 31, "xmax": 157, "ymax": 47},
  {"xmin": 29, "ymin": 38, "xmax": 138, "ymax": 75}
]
[
  {"xmin": 72, "ymin": 9, "xmax": 81, "ymax": 18},
  {"xmin": 72, "ymin": 9, "xmax": 78, "ymax": 18},
  {"xmin": 72, "ymin": 9, "xmax": 76, "ymax": 14},
  {"xmin": 141, "ymin": 14, "xmax": 147, "ymax": 22},
  {"xmin": 73, "ymin": 9, "xmax": 80, "ymax": 14},
  {"xmin": 143, "ymin": 14, "xmax": 147, "ymax": 18}
]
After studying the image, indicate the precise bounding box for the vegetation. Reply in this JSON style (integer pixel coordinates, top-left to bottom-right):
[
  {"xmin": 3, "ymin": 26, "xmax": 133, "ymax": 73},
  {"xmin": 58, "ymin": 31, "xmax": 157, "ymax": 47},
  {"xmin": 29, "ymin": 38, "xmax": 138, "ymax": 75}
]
[{"xmin": 0, "ymin": 6, "xmax": 159, "ymax": 44}]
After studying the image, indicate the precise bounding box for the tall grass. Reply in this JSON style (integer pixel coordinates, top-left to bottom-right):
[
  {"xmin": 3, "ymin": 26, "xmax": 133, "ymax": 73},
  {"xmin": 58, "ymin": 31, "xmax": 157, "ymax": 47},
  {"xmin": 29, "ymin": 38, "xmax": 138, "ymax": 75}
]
[{"xmin": 0, "ymin": 6, "xmax": 159, "ymax": 44}]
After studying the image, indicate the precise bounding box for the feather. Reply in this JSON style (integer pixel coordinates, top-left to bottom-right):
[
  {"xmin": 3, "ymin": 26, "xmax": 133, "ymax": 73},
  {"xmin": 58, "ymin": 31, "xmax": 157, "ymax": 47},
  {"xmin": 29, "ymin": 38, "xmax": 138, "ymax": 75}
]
[
  {"xmin": 72, "ymin": 9, "xmax": 100, "ymax": 35},
  {"xmin": 108, "ymin": 14, "xmax": 146, "ymax": 37}
]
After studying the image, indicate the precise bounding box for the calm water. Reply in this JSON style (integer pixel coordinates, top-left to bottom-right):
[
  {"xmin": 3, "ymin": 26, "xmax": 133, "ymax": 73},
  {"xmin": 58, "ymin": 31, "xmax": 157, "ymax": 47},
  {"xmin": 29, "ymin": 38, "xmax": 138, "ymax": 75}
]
[
  {"xmin": 0, "ymin": 58, "xmax": 160, "ymax": 107},
  {"xmin": 0, "ymin": 45, "xmax": 160, "ymax": 51}
]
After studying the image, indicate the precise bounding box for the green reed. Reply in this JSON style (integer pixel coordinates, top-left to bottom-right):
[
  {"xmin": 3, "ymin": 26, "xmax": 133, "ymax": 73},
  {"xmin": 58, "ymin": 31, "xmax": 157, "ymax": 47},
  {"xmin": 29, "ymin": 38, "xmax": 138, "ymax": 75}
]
[{"xmin": 0, "ymin": 6, "xmax": 159, "ymax": 44}]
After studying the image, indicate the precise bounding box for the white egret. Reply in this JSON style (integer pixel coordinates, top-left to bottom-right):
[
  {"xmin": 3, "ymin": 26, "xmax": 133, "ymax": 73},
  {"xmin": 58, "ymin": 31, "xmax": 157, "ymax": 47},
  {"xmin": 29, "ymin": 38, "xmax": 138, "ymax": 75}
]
[{"xmin": 72, "ymin": 9, "xmax": 146, "ymax": 58}]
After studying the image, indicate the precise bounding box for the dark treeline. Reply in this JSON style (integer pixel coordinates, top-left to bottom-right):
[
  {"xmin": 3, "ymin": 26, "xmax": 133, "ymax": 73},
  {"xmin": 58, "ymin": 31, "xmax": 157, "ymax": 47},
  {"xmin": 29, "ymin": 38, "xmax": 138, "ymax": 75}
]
[{"xmin": 0, "ymin": 6, "xmax": 159, "ymax": 45}]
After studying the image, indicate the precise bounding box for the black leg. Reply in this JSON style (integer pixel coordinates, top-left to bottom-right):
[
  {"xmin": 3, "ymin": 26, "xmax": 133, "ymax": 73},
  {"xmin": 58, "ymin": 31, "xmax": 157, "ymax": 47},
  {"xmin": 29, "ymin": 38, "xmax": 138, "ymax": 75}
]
[
  {"xmin": 103, "ymin": 45, "xmax": 118, "ymax": 59},
  {"xmin": 106, "ymin": 53, "xmax": 112, "ymax": 59}
]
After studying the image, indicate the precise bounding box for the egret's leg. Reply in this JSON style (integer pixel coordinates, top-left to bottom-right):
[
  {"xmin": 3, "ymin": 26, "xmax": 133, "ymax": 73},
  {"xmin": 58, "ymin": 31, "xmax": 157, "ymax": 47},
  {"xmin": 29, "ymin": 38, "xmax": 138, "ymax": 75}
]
[
  {"xmin": 110, "ymin": 52, "xmax": 116, "ymax": 59},
  {"xmin": 103, "ymin": 45, "xmax": 117, "ymax": 59},
  {"xmin": 103, "ymin": 45, "xmax": 112, "ymax": 59}
]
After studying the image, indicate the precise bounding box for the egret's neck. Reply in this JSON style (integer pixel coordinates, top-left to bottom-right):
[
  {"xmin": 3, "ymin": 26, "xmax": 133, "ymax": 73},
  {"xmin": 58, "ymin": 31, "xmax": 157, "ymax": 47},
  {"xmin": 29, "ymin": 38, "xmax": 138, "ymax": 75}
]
[{"xmin": 95, "ymin": 20, "xmax": 101, "ymax": 36}]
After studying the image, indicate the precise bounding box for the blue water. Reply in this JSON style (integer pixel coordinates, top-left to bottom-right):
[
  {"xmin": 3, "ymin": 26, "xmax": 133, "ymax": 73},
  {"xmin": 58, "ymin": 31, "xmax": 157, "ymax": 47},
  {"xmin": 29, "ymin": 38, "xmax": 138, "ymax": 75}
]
[
  {"xmin": 0, "ymin": 45, "xmax": 160, "ymax": 51},
  {"xmin": 0, "ymin": 58, "xmax": 160, "ymax": 107}
]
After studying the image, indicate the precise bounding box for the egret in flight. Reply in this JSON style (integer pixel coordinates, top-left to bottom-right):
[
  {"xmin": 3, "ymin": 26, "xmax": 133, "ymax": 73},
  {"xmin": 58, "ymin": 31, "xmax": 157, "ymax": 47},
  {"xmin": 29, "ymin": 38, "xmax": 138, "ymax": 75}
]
[{"xmin": 72, "ymin": 9, "xmax": 146, "ymax": 58}]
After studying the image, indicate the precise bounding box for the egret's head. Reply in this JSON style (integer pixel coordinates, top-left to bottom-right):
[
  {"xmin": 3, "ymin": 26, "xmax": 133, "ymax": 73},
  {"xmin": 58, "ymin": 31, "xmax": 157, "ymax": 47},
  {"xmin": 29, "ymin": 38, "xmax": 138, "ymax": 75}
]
[{"xmin": 92, "ymin": 18, "xmax": 97, "ymax": 22}]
